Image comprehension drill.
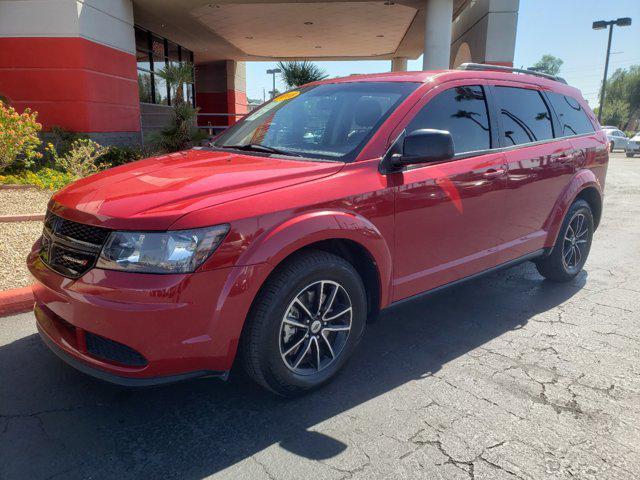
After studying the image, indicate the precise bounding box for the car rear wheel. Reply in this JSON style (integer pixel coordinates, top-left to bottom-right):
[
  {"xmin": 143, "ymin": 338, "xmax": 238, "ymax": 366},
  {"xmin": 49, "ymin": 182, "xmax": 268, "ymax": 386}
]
[
  {"xmin": 626, "ymin": 153, "xmax": 635, "ymax": 158},
  {"xmin": 240, "ymin": 250, "xmax": 366, "ymax": 396},
  {"xmin": 610, "ymin": 141, "xmax": 615, "ymax": 152},
  {"xmin": 535, "ymin": 199, "xmax": 594, "ymax": 282}
]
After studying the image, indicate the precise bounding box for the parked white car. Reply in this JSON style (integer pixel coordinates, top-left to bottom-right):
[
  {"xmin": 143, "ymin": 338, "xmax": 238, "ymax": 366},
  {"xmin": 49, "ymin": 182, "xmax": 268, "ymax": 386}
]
[
  {"xmin": 603, "ymin": 128, "xmax": 629, "ymax": 152},
  {"xmin": 626, "ymin": 133, "xmax": 640, "ymax": 157}
]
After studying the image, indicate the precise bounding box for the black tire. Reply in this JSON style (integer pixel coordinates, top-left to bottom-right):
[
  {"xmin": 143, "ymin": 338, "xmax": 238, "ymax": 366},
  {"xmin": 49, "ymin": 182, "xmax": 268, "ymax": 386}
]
[
  {"xmin": 626, "ymin": 153, "xmax": 634, "ymax": 158},
  {"xmin": 535, "ymin": 199, "xmax": 594, "ymax": 282},
  {"xmin": 610, "ymin": 141, "xmax": 615, "ymax": 152},
  {"xmin": 241, "ymin": 249, "xmax": 367, "ymax": 396}
]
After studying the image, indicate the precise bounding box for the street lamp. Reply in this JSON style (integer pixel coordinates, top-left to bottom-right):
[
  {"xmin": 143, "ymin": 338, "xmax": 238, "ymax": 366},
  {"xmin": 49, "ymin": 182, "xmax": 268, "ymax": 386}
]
[
  {"xmin": 592, "ymin": 17, "xmax": 632, "ymax": 122},
  {"xmin": 266, "ymin": 68, "xmax": 282, "ymax": 99}
]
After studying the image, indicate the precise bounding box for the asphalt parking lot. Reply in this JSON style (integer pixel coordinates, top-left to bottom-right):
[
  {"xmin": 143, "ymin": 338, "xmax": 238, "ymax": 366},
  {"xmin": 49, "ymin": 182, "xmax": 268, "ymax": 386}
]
[{"xmin": 1, "ymin": 152, "xmax": 639, "ymax": 480}]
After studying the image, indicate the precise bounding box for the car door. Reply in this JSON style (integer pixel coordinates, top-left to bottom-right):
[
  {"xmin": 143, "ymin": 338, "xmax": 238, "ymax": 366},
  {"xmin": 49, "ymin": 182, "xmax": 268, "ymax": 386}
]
[
  {"xmin": 490, "ymin": 83, "xmax": 575, "ymax": 260},
  {"xmin": 390, "ymin": 82, "xmax": 509, "ymax": 302},
  {"xmin": 615, "ymin": 130, "xmax": 629, "ymax": 149}
]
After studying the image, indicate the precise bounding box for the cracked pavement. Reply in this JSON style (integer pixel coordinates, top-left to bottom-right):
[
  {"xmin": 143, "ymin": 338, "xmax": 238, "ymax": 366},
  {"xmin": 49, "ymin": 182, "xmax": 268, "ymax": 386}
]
[{"xmin": 1, "ymin": 153, "xmax": 639, "ymax": 479}]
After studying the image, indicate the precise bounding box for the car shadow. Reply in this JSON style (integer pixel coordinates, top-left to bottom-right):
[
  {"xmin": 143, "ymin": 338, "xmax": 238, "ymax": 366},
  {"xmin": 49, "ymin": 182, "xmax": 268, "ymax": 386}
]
[{"xmin": 0, "ymin": 262, "xmax": 587, "ymax": 479}]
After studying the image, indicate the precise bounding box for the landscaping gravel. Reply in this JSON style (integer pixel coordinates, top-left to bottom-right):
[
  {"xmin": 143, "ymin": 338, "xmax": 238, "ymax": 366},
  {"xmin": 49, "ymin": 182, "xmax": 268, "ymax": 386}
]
[
  {"xmin": 0, "ymin": 188, "xmax": 52, "ymax": 217},
  {"xmin": 0, "ymin": 221, "xmax": 42, "ymax": 290}
]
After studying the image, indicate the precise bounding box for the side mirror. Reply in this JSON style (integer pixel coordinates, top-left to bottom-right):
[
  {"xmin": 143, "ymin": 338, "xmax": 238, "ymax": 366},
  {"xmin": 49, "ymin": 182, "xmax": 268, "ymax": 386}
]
[{"xmin": 387, "ymin": 129, "xmax": 454, "ymax": 171}]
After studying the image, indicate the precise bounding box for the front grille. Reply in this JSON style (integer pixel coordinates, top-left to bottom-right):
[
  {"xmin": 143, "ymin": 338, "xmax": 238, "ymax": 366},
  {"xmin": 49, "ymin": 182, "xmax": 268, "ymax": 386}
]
[
  {"xmin": 45, "ymin": 211, "xmax": 110, "ymax": 245},
  {"xmin": 85, "ymin": 332, "xmax": 148, "ymax": 367},
  {"xmin": 40, "ymin": 211, "xmax": 111, "ymax": 278}
]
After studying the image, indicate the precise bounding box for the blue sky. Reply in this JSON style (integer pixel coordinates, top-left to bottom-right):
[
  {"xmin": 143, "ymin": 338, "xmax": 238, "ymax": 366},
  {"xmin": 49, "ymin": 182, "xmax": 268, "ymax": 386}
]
[{"xmin": 245, "ymin": 0, "xmax": 640, "ymax": 107}]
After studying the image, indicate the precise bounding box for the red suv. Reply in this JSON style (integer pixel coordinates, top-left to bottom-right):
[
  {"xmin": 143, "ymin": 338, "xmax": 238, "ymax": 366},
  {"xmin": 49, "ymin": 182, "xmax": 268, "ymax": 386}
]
[{"xmin": 28, "ymin": 65, "xmax": 608, "ymax": 395}]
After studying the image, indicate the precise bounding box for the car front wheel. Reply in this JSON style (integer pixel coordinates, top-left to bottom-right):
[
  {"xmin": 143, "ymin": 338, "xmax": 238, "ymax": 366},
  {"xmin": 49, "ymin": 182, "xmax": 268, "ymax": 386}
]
[
  {"xmin": 241, "ymin": 250, "xmax": 367, "ymax": 396},
  {"xmin": 535, "ymin": 199, "xmax": 594, "ymax": 282}
]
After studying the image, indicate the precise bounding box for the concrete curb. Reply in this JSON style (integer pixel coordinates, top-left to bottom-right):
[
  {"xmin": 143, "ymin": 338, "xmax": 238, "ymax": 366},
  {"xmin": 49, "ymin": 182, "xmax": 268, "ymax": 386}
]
[
  {"xmin": 0, "ymin": 214, "xmax": 45, "ymax": 223},
  {"xmin": 0, "ymin": 286, "xmax": 34, "ymax": 317},
  {"xmin": 0, "ymin": 184, "xmax": 38, "ymax": 190}
]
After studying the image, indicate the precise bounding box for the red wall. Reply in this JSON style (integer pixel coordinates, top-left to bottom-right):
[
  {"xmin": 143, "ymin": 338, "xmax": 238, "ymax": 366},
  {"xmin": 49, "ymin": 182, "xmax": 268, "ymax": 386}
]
[
  {"xmin": 196, "ymin": 90, "xmax": 248, "ymax": 127},
  {"xmin": 0, "ymin": 37, "xmax": 140, "ymax": 132}
]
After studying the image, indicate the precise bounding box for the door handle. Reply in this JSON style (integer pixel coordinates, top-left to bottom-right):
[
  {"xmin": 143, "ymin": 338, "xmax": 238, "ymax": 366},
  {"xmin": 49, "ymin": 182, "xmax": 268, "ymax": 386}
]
[
  {"xmin": 551, "ymin": 152, "xmax": 572, "ymax": 163},
  {"xmin": 483, "ymin": 168, "xmax": 505, "ymax": 178}
]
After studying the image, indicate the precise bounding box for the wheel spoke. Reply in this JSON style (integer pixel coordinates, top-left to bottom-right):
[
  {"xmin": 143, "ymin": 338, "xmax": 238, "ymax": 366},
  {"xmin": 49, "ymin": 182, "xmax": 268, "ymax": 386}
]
[
  {"xmin": 324, "ymin": 325, "xmax": 351, "ymax": 332},
  {"xmin": 566, "ymin": 225, "xmax": 574, "ymax": 239},
  {"xmin": 321, "ymin": 331, "xmax": 335, "ymax": 359},
  {"xmin": 573, "ymin": 245, "xmax": 582, "ymax": 265},
  {"xmin": 574, "ymin": 215, "xmax": 584, "ymax": 237},
  {"xmin": 564, "ymin": 247, "xmax": 574, "ymax": 266},
  {"xmin": 313, "ymin": 336, "xmax": 321, "ymax": 371},
  {"xmin": 293, "ymin": 338, "xmax": 313, "ymax": 368},
  {"xmin": 283, "ymin": 334, "xmax": 308, "ymax": 357},
  {"xmin": 321, "ymin": 284, "xmax": 339, "ymax": 320},
  {"xmin": 324, "ymin": 307, "xmax": 352, "ymax": 322},
  {"xmin": 283, "ymin": 318, "xmax": 309, "ymax": 330},
  {"xmin": 576, "ymin": 228, "xmax": 589, "ymax": 238},
  {"xmin": 316, "ymin": 281, "xmax": 325, "ymax": 316},
  {"xmin": 294, "ymin": 297, "xmax": 314, "ymax": 320}
]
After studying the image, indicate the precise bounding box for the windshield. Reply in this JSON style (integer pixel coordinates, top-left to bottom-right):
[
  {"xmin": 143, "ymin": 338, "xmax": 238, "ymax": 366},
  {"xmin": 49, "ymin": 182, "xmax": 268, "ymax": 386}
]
[{"xmin": 212, "ymin": 82, "xmax": 418, "ymax": 162}]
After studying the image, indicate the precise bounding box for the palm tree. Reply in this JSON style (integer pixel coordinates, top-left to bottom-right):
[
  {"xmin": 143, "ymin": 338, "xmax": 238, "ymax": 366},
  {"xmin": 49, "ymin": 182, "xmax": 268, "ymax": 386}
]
[
  {"xmin": 152, "ymin": 62, "xmax": 205, "ymax": 151},
  {"xmin": 156, "ymin": 62, "xmax": 194, "ymax": 105},
  {"xmin": 277, "ymin": 61, "xmax": 328, "ymax": 89}
]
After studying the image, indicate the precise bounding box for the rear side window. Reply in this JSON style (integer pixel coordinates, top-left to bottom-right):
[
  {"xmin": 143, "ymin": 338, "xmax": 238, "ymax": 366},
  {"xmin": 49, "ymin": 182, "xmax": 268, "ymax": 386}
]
[
  {"xmin": 547, "ymin": 92, "xmax": 595, "ymax": 136},
  {"xmin": 407, "ymin": 85, "xmax": 491, "ymax": 154},
  {"xmin": 494, "ymin": 86, "xmax": 553, "ymax": 146}
]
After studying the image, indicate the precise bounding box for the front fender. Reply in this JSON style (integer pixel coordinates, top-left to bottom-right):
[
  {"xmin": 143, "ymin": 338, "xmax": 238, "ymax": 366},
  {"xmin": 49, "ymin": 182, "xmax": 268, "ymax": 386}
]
[
  {"xmin": 236, "ymin": 210, "xmax": 393, "ymax": 308},
  {"xmin": 544, "ymin": 168, "xmax": 603, "ymax": 247}
]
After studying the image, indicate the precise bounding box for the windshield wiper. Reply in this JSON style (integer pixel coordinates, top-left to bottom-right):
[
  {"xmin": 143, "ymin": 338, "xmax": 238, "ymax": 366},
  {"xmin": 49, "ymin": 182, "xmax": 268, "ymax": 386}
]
[{"xmin": 217, "ymin": 144, "xmax": 302, "ymax": 157}]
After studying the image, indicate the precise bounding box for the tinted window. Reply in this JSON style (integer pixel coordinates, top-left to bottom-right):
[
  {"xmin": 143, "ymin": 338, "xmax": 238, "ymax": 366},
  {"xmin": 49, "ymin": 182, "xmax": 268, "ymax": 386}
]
[
  {"xmin": 547, "ymin": 92, "xmax": 595, "ymax": 136},
  {"xmin": 494, "ymin": 86, "xmax": 553, "ymax": 146},
  {"xmin": 407, "ymin": 86, "xmax": 491, "ymax": 154},
  {"xmin": 214, "ymin": 82, "xmax": 418, "ymax": 162}
]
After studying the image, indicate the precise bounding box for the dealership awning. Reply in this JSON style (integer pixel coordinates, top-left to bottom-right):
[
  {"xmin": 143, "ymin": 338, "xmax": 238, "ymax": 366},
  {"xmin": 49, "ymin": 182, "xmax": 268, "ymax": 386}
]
[{"xmin": 132, "ymin": 0, "xmax": 471, "ymax": 63}]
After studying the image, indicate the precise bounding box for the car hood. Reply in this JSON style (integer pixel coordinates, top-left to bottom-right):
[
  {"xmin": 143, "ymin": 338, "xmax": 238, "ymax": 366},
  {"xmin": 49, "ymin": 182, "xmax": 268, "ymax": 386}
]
[{"xmin": 50, "ymin": 149, "xmax": 344, "ymax": 230}]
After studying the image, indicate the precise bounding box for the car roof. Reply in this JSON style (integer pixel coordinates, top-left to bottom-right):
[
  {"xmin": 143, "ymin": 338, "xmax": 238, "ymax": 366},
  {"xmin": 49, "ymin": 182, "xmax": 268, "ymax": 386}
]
[{"xmin": 309, "ymin": 69, "xmax": 583, "ymax": 97}]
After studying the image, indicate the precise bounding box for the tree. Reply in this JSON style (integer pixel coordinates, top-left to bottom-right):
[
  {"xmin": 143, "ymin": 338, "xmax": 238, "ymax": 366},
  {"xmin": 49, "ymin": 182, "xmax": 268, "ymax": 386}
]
[
  {"xmin": 599, "ymin": 98, "xmax": 630, "ymax": 129},
  {"xmin": 530, "ymin": 54, "xmax": 563, "ymax": 76},
  {"xmin": 277, "ymin": 61, "xmax": 328, "ymax": 89},
  {"xmin": 151, "ymin": 62, "xmax": 205, "ymax": 152},
  {"xmin": 600, "ymin": 65, "xmax": 640, "ymax": 130},
  {"xmin": 155, "ymin": 62, "xmax": 194, "ymax": 105}
]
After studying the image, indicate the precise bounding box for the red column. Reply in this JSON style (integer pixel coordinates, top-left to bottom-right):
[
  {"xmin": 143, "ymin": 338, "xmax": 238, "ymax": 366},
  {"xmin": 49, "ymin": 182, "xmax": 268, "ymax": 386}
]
[{"xmin": 196, "ymin": 60, "xmax": 247, "ymax": 128}]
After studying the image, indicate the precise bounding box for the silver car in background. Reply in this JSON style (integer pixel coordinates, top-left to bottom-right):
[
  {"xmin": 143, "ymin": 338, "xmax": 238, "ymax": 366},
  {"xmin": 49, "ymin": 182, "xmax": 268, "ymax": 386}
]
[
  {"xmin": 603, "ymin": 128, "xmax": 629, "ymax": 152},
  {"xmin": 626, "ymin": 133, "xmax": 640, "ymax": 157}
]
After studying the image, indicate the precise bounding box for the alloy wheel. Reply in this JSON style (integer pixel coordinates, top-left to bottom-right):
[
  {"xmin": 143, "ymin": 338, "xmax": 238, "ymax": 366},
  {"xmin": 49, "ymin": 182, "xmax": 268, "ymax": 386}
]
[
  {"xmin": 279, "ymin": 280, "xmax": 352, "ymax": 375},
  {"xmin": 562, "ymin": 212, "xmax": 589, "ymax": 272}
]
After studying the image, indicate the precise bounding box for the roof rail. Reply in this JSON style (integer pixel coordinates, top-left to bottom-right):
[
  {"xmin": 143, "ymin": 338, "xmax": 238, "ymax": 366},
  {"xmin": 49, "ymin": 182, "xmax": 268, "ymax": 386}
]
[{"xmin": 457, "ymin": 63, "xmax": 567, "ymax": 84}]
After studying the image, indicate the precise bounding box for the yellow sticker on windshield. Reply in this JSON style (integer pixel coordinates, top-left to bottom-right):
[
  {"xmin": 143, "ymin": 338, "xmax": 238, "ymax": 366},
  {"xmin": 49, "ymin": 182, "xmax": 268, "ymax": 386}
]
[{"xmin": 274, "ymin": 91, "xmax": 300, "ymax": 102}]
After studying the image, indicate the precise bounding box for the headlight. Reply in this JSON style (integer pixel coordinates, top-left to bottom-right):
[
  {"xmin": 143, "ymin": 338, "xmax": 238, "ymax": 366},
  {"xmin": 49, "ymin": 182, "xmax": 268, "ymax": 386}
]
[{"xmin": 96, "ymin": 224, "xmax": 229, "ymax": 274}]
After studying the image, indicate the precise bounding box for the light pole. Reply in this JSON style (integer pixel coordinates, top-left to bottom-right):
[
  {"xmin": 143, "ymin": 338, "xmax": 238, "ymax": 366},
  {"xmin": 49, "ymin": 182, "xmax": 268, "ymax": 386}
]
[
  {"xmin": 592, "ymin": 17, "xmax": 632, "ymax": 123},
  {"xmin": 266, "ymin": 68, "xmax": 281, "ymax": 99}
]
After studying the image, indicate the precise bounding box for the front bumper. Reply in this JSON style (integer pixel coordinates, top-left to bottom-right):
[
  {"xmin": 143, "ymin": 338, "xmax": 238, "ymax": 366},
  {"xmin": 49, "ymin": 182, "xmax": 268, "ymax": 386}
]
[{"xmin": 28, "ymin": 248, "xmax": 268, "ymax": 384}]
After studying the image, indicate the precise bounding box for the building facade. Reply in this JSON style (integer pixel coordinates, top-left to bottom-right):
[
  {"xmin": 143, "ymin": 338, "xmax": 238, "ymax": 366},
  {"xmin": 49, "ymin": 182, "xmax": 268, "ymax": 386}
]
[{"xmin": 0, "ymin": 0, "xmax": 519, "ymax": 146}]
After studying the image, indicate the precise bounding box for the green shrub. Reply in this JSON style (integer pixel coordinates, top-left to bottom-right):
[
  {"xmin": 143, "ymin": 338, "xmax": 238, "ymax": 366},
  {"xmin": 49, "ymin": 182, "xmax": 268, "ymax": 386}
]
[
  {"xmin": 0, "ymin": 168, "xmax": 74, "ymax": 190},
  {"xmin": 99, "ymin": 145, "xmax": 144, "ymax": 167},
  {"xmin": 46, "ymin": 139, "xmax": 111, "ymax": 179},
  {"xmin": 150, "ymin": 102, "xmax": 207, "ymax": 153},
  {"xmin": 0, "ymin": 101, "xmax": 43, "ymax": 172}
]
